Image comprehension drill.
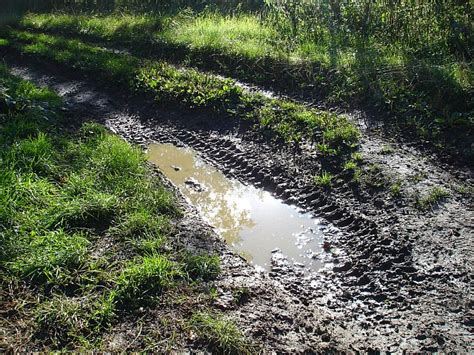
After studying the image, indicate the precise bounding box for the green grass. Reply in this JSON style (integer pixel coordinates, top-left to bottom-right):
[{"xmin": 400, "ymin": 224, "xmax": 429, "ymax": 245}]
[
  {"xmin": 114, "ymin": 255, "xmax": 180, "ymax": 306},
  {"xmin": 164, "ymin": 12, "xmax": 279, "ymax": 59},
  {"xmin": 109, "ymin": 210, "xmax": 169, "ymax": 240},
  {"xmin": 34, "ymin": 293, "xmax": 115, "ymax": 347},
  {"xmin": 314, "ymin": 171, "xmax": 334, "ymax": 188},
  {"xmin": 17, "ymin": 11, "xmax": 473, "ymax": 161},
  {"xmin": 8, "ymin": 230, "xmax": 89, "ymax": 284},
  {"xmin": 416, "ymin": 186, "xmax": 450, "ymax": 210},
  {"xmin": 3, "ymin": 28, "xmax": 359, "ymax": 168},
  {"xmin": 190, "ymin": 312, "xmax": 254, "ymax": 354},
  {"xmin": 0, "ymin": 66, "xmax": 226, "ymax": 351},
  {"xmin": 390, "ymin": 181, "xmax": 402, "ymax": 198},
  {"xmin": 182, "ymin": 253, "xmax": 221, "ymax": 281}
]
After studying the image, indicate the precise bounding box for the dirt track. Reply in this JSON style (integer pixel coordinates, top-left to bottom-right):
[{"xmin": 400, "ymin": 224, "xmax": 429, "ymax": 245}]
[{"xmin": 7, "ymin": 52, "xmax": 473, "ymax": 352}]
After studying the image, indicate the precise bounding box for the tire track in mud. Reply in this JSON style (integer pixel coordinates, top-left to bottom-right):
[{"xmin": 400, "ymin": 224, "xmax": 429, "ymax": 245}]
[{"xmin": 7, "ymin": 54, "xmax": 473, "ymax": 352}]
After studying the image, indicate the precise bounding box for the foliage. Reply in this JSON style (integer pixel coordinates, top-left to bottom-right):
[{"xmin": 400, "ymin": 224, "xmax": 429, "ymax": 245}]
[
  {"xmin": 4, "ymin": 29, "xmax": 359, "ymax": 167},
  {"xmin": 190, "ymin": 312, "xmax": 254, "ymax": 354},
  {"xmin": 17, "ymin": 5, "xmax": 472, "ymax": 160},
  {"xmin": 182, "ymin": 253, "xmax": 221, "ymax": 281},
  {"xmin": 416, "ymin": 186, "xmax": 450, "ymax": 210},
  {"xmin": 314, "ymin": 171, "xmax": 333, "ymax": 187},
  {"xmin": 114, "ymin": 255, "xmax": 180, "ymax": 306},
  {"xmin": 0, "ymin": 66, "xmax": 222, "ymax": 351}
]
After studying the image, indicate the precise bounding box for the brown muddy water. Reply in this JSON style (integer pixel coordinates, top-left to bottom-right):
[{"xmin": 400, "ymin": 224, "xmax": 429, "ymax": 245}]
[{"xmin": 148, "ymin": 143, "xmax": 330, "ymax": 272}]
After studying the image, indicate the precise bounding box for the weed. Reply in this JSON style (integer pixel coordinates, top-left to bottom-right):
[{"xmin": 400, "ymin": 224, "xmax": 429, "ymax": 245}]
[
  {"xmin": 8, "ymin": 230, "xmax": 89, "ymax": 284},
  {"xmin": 314, "ymin": 171, "xmax": 333, "ymax": 188},
  {"xmin": 390, "ymin": 181, "xmax": 402, "ymax": 198},
  {"xmin": 351, "ymin": 152, "xmax": 363, "ymax": 162},
  {"xmin": 190, "ymin": 312, "xmax": 254, "ymax": 354},
  {"xmin": 416, "ymin": 186, "xmax": 450, "ymax": 210},
  {"xmin": 232, "ymin": 287, "xmax": 250, "ymax": 305},
  {"xmin": 317, "ymin": 143, "xmax": 337, "ymax": 157},
  {"xmin": 343, "ymin": 160, "xmax": 357, "ymax": 171},
  {"xmin": 115, "ymin": 255, "xmax": 180, "ymax": 306},
  {"xmin": 182, "ymin": 253, "xmax": 221, "ymax": 281}
]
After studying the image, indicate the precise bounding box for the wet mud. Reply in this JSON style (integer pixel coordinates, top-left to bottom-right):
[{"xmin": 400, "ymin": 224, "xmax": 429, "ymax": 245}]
[
  {"xmin": 6, "ymin": 52, "xmax": 473, "ymax": 352},
  {"xmin": 147, "ymin": 142, "xmax": 328, "ymax": 271}
]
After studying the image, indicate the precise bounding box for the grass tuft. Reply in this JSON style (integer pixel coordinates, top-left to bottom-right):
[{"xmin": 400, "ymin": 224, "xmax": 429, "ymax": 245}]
[
  {"xmin": 314, "ymin": 171, "xmax": 334, "ymax": 188},
  {"xmin": 416, "ymin": 186, "xmax": 450, "ymax": 210},
  {"xmin": 8, "ymin": 230, "xmax": 89, "ymax": 284},
  {"xmin": 190, "ymin": 312, "xmax": 254, "ymax": 354},
  {"xmin": 182, "ymin": 253, "xmax": 221, "ymax": 281},
  {"xmin": 110, "ymin": 210, "xmax": 169, "ymax": 240},
  {"xmin": 115, "ymin": 255, "xmax": 180, "ymax": 306}
]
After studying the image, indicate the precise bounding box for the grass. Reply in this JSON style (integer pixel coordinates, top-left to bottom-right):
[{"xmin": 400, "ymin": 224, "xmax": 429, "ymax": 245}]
[
  {"xmin": 34, "ymin": 293, "xmax": 115, "ymax": 347},
  {"xmin": 109, "ymin": 210, "xmax": 169, "ymax": 240},
  {"xmin": 114, "ymin": 255, "xmax": 180, "ymax": 307},
  {"xmin": 17, "ymin": 11, "xmax": 473, "ymax": 162},
  {"xmin": 164, "ymin": 12, "xmax": 279, "ymax": 59},
  {"xmin": 190, "ymin": 312, "xmax": 254, "ymax": 354},
  {"xmin": 416, "ymin": 186, "xmax": 450, "ymax": 210},
  {"xmin": 2, "ymin": 28, "xmax": 359, "ymax": 168},
  {"xmin": 314, "ymin": 171, "xmax": 334, "ymax": 188},
  {"xmin": 0, "ymin": 65, "xmax": 227, "ymax": 351},
  {"xmin": 181, "ymin": 253, "xmax": 221, "ymax": 281},
  {"xmin": 8, "ymin": 230, "xmax": 90, "ymax": 284},
  {"xmin": 390, "ymin": 181, "xmax": 403, "ymax": 198}
]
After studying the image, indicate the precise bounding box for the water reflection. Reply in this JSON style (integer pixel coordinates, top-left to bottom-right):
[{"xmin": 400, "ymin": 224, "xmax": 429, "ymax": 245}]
[{"xmin": 147, "ymin": 143, "xmax": 324, "ymax": 271}]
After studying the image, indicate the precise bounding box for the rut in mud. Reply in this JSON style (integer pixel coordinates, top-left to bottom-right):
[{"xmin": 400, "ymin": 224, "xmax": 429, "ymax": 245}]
[
  {"xmin": 147, "ymin": 142, "xmax": 335, "ymax": 271},
  {"xmin": 7, "ymin": 53, "xmax": 473, "ymax": 352}
]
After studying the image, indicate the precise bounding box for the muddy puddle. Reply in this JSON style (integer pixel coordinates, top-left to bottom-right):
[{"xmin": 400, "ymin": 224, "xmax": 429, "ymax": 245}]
[{"xmin": 148, "ymin": 143, "xmax": 331, "ymax": 271}]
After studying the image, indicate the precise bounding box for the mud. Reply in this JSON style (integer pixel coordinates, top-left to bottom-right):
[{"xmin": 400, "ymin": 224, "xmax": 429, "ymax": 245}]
[
  {"xmin": 147, "ymin": 142, "xmax": 328, "ymax": 271},
  {"xmin": 6, "ymin": 52, "xmax": 473, "ymax": 352}
]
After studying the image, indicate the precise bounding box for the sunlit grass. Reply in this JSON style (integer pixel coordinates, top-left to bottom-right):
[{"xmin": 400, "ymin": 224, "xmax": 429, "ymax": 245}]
[
  {"xmin": 163, "ymin": 12, "xmax": 279, "ymax": 59},
  {"xmin": 114, "ymin": 255, "xmax": 180, "ymax": 306},
  {"xmin": 1, "ymin": 64, "xmax": 227, "ymax": 351},
  {"xmin": 23, "ymin": 12, "xmax": 162, "ymax": 43},
  {"xmin": 19, "ymin": 12, "xmax": 410, "ymax": 67},
  {"xmin": 190, "ymin": 311, "xmax": 254, "ymax": 354},
  {"xmin": 18, "ymin": 11, "xmax": 472, "ymax": 159},
  {"xmin": 5, "ymin": 29, "xmax": 359, "ymax": 166}
]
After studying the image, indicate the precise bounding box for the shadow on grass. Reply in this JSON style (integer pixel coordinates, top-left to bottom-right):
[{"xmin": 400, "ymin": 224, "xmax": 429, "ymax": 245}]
[{"xmin": 15, "ymin": 13, "xmax": 472, "ymax": 163}]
